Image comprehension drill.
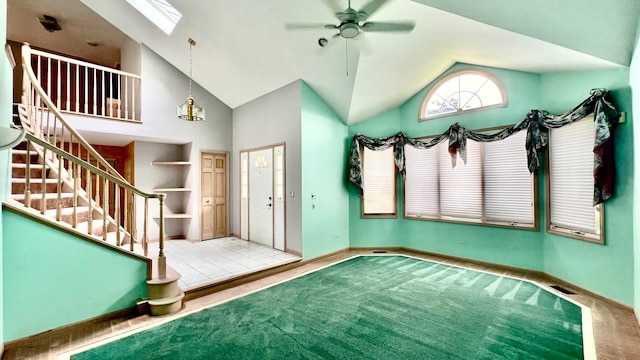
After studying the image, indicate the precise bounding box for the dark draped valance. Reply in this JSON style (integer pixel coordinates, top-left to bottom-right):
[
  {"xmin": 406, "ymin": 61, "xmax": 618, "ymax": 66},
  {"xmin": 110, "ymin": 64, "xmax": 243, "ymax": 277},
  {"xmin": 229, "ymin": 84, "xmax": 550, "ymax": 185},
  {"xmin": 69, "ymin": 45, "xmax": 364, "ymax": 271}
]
[{"xmin": 349, "ymin": 89, "xmax": 620, "ymax": 205}]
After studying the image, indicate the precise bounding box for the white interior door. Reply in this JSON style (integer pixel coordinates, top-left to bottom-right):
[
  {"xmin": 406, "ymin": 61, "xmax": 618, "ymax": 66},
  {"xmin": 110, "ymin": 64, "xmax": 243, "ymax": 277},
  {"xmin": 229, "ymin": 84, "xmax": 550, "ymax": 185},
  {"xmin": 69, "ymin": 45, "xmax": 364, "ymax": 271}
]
[{"xmin": 249, "ymin": 149, "xmax": 273, "ymax": 246}]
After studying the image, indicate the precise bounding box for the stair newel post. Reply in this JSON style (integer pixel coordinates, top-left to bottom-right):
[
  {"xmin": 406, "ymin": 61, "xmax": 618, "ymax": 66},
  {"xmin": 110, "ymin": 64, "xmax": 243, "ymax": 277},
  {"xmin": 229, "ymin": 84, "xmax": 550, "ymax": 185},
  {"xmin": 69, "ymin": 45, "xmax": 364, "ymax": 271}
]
[
  {"xmin": 87, "ymin": 168, "xmax": 93, "ymax": 235},
  {"xmin": 72, "ymin": 162, "xmax": 79, "ymax": 228},
  {"xmin": 40, "ymin": 147, "xmax": 47, "ymax": 214},
  {"xmin": 56, "ymin": 153, "xmax": 63, "ymax": 221},
  {"xmin": 115, "ymin": 184, "xmax": 121, "ymax": 246},
  {"xmin": 158, "ymin": 194, "xmax": 167, "ymax": 279},
  {"xmin": 143, "ymin": 197, "xmax": 149, "ymax": 256},
  {"xmin": 102, "ymin": 176, "xmax": 108, "ymax": 241}
]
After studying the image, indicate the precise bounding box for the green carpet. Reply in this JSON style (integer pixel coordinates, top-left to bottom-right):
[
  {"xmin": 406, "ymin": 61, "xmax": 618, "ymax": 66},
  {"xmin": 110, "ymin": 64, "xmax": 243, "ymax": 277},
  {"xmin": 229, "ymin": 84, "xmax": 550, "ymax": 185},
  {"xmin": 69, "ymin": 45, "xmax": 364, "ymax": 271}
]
[{"xmin": 72, "ymin": 256, "xmax": 586, "ymax": 359}]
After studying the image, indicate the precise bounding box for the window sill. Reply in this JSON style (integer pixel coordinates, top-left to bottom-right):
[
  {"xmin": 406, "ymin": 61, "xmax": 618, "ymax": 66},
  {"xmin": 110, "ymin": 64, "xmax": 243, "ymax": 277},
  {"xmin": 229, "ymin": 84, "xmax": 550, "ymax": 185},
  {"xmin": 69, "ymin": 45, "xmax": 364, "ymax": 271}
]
[
  {"xmin": 547, "ymin": 226, "xmax": 604, "ymax": 245},
  {"xmin": 404, "ymin": 214, "xmax": 538, "ymax": 231}
]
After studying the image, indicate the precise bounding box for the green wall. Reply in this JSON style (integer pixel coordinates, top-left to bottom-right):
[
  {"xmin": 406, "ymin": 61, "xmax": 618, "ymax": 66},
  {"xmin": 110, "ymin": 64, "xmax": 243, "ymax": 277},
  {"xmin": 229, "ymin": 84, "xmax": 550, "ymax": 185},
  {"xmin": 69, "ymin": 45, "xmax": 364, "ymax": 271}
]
[
  {"xmin": 301, "ymin": 82, "xmax": 350, "ymax": 259},
  {"xmin": 348, "ymin": 63, "xmax": 635, "ymax": 305},
  {"xmin": 540, "ymin": 69, "xmax": 634, "ymax": 306},
  {"xmin": 2, "ymin": 209, "xmax": 148, "ymax": 341},
  {"xmin": 629, "ymin": 20, "xmax": 640, "ymax": 320},
  {"xmin": 1, "ymin": 0, "xmax": 10, "ymax": 346}
]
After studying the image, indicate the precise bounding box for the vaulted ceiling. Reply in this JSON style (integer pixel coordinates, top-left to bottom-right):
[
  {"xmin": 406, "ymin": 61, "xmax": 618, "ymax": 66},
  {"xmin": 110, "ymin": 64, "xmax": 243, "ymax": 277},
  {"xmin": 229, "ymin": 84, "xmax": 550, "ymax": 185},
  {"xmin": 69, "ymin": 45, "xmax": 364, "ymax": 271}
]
[{"xmin": 7, "ymin": 0, "xmax": 640, "ymax": 124}]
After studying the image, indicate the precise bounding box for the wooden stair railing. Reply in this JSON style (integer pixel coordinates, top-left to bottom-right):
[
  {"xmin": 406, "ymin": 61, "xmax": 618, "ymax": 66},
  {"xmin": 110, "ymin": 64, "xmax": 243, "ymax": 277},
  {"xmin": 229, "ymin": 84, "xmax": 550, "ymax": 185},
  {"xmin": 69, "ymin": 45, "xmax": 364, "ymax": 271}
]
[{"xmin": 17, "ymin": 44, "xmax": 170, "ymax": 280}]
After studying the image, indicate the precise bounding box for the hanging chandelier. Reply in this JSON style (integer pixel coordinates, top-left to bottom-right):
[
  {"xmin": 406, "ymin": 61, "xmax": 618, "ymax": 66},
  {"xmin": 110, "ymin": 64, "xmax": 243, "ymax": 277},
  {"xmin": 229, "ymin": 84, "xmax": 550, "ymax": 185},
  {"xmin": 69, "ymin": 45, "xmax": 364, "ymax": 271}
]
[{"xmin": 176, "ymin": 38, "xmax": 205, "ymax": 121}]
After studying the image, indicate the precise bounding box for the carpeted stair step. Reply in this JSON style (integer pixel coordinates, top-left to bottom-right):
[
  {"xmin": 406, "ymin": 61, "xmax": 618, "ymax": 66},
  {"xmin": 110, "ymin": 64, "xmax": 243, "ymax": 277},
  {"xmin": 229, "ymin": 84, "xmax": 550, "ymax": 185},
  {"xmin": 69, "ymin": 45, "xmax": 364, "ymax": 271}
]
[
  {"xmin": 11, "ymin": 148, "xmax": 39, "ymax": 163},
  {"xmin": 11, "ymin": 177, "xmax": 59, "ymax": 194},
  {"xmin": 44, "ymin": 206, "xmax": 91, "ymax": 224},
  {"xmin": 12, "ymin": 192, "xmax": 74, "ymax": 210},
  {"xmin": 12, "ymin": 163, "xmax": 46, "ymax": 178}
]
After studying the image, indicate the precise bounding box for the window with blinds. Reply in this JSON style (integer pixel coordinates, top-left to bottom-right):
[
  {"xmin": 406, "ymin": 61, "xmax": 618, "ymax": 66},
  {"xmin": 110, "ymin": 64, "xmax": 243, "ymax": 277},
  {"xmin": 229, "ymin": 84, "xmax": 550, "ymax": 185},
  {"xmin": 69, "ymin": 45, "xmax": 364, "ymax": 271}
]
[
  {"xmin": 403, "ymin": 128, "xmax": 536, "ymax": 229},
  {"xmin": 362, "ymin": 147, "xmax": 397, "ymax": 217},
  {"xmin": 484, "ymin": 131, "xmax": 534, "ymax": 224},
  {"xmin": 548, "ymin": 115, "xmax": 603, "ymax": 243}
]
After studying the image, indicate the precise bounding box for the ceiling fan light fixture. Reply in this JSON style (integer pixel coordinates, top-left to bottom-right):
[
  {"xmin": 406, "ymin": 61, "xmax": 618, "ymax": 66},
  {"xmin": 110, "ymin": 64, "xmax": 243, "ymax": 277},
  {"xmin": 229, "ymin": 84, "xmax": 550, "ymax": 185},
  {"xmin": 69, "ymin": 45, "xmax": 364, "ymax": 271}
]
[{"xmin": 340, "ymin": 23, "xmax": 360, "ymax": 38}]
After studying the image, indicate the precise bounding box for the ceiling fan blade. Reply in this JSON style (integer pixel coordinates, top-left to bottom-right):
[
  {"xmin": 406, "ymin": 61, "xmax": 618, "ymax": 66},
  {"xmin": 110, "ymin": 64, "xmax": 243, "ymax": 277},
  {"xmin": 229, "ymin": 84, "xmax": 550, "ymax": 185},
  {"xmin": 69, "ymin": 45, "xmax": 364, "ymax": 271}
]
[
  {"xmin": 358, "ymin": 0, "xmax": 387, "ymax": 21},
  {"xmin": 361, "ymin": 21, "xmax": 415, "ymax": 33},
  {"xmin": 322, "ymin": 0, "xmax": 343, "ymax": 15},
  {"xmin": 285, "ymin": 23, "xmax": 338, "ymax": 30}
]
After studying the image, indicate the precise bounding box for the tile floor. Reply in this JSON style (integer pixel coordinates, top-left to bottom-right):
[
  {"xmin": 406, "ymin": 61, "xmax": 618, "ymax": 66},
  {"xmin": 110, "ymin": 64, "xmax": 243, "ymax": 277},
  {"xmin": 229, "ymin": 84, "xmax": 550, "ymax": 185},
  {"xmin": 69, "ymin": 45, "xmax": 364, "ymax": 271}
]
[{"xmin": 158, "ymin": 237, "xmax": 301, "ymax": 289}]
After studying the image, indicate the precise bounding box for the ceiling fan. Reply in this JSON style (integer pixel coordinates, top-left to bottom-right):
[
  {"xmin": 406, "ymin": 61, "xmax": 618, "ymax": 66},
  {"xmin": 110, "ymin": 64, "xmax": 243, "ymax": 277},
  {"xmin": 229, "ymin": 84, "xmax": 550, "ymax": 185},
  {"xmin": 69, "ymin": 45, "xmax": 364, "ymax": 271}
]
[{"xmin": 286, "ymin": 0, "xmax": 415, "ymax": 40}]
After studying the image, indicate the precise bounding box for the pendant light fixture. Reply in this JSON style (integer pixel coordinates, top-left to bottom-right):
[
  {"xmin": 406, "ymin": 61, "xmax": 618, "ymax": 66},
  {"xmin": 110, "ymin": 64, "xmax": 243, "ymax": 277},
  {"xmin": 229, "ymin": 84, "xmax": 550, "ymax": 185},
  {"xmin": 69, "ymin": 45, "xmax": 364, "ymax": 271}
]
[{"xmin": 176, "ymin": 38, "xmax": 205, "ymax": 121}]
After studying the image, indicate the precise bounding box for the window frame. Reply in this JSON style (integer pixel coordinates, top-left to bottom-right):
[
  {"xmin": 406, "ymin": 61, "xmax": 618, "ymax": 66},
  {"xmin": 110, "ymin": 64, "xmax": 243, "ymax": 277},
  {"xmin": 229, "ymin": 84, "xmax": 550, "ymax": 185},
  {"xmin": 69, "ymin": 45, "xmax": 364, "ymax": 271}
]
[
  {"xmin": 402, "ymin": 125, "xmax": 539, "ymax": 231},
  {"xmin": 360, "ymin": 145, "xmax": 398, "ymax": 219},
  {"xmin": 419, "ymin": 69, "xmax": 508, "ymax": 121},
  {"xmin": 545, "ymin": 115, "xmax": 605, "ymax": 244}
]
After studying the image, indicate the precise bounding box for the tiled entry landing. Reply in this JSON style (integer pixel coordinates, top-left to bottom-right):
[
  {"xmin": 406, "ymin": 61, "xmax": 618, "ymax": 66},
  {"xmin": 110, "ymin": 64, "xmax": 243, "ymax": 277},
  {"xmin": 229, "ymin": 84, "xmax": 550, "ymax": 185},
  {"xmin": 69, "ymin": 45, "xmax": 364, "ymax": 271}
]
[{"xmin": 161, "ymin": 237, "xmax": 300, "ymax": 289}]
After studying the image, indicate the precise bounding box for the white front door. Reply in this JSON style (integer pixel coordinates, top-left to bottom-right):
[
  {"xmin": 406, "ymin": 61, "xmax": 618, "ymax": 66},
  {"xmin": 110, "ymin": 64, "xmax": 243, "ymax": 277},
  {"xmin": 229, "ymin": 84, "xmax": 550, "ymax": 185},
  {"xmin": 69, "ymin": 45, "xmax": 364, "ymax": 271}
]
[{"xmin": 249, "ymin": 149, "xmax": 273, "ymax": 246}]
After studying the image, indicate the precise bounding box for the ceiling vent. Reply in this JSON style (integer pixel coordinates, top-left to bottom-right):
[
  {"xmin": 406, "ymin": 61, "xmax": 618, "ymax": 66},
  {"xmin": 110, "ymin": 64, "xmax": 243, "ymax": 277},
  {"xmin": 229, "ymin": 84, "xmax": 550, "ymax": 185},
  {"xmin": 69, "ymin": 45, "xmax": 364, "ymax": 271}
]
[{"xmin": 38, "ymin": 15, "xmax": 62, "ymax": 32}]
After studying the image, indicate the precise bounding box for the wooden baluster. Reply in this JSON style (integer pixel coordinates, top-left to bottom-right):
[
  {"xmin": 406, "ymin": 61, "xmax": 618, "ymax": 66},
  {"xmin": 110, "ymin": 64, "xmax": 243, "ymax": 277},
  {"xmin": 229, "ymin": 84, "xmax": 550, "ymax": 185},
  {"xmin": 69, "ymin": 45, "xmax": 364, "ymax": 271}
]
[
  {"xmin": 124, "ymin": 77, "xmax": 129, "ymax": 120},
  {"xmin": 93, "ymin": 69, "xmax": 97, "ymax": 116},
  {"xmin": 66, "ymin": 134, "xmax": 72, "ymax": 180},
  {"xmin": 56, "ymin": 58, "xmax": 61, "ymax": 109},
  {"xmin": 72, "ymin": 162, "xmax": 79, "ymax": 228},
  {"xmin": 24, "ymin": 140, "xmax": 31, "ymax": 208},
  {"xmin": 95, "ymin": 164, "xmax": 100, "ymax": 205},
  {"xmin": 101, "ymin": 70, "xmax": 105, "ymax": 116},
  {"xmin": 47, "ymin": 57, "xmax": 51, "ymax": 99},
  {"xmin": 116, "ymin": 74, "xmax": 121, "ymax": 119},
  {"xmin": 66, "ymin": 61, "xmax": 70, "ymax": 111},
  {"xmin": 56, "ymin": 153, "xmax": 63, "ymax": 221},
  {"xmin": 158, "ymin": 195, "xmax": 166, "ymax": 279},
  {"xmin": 84, "ymin": 66, "xmax": 88, "ymax": 114},
  {"xmin": 115, "ymin": 184, "xmax": 121, "ymax": 246},
  {"xmin": 143, "ymin": 197, "xmax": 148, "ymax": 256},
  {"xmin": 52, "ymin": 116, "xmax": 58, "ymax": 153},
  {"xmin": 40, "ymin": 147, "xmax": 47, "ymax": 214},
  {"xmin": 75, "ymin": 64, "xmax": 79, "ymax": 113},
  {"xmin": 102, "ymin": 176, "xmax": 108, "ymax": 241},
  {"xmin": 131, "ymin": 78, "xmax": 136, "ymax": 121},
  {"xmin": 87, "ymin": 169, "xmax": 93, "ymax": 236}
]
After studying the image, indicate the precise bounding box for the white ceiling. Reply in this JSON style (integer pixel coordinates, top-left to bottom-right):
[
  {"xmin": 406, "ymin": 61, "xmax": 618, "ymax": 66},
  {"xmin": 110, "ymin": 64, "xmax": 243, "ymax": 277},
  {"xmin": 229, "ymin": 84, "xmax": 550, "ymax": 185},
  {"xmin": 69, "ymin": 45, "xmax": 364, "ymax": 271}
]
[{"xmin": 7, "ymin": 0, "xmax": 640, "ymax": 124}]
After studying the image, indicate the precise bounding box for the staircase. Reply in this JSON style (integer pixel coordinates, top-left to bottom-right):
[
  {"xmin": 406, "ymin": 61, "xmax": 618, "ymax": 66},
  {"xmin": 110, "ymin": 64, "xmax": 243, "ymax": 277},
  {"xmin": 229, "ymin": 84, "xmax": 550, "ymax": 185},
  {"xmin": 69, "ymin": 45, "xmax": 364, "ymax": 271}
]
[
  {"xmin": 10, "ymin": 137, "xmax": 129, "ymax": 247},
  {"xmin": 6, "ymin": 43, "xmax": 184, "ymax": 316}
]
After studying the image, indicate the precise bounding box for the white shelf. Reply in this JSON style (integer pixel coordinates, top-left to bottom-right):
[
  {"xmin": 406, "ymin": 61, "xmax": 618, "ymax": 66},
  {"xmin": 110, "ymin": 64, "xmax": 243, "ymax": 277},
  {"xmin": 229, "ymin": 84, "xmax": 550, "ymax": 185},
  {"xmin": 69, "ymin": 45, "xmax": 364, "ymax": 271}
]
[
  {"xmin": 153, "ymin": 188, "xmax": 192, "ymax": 192},
  {"xmin": 152, "ymin": 161, "xmax": 191, "ymax": 166}
]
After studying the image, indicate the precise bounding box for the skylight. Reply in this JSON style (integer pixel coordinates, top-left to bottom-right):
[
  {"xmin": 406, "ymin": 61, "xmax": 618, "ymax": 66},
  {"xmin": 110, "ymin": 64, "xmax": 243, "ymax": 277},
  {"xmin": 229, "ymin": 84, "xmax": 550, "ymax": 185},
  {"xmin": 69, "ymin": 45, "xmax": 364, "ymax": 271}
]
[{"xmin": 126, "ymin": 0, "xmax": 182, "ymax": 35}]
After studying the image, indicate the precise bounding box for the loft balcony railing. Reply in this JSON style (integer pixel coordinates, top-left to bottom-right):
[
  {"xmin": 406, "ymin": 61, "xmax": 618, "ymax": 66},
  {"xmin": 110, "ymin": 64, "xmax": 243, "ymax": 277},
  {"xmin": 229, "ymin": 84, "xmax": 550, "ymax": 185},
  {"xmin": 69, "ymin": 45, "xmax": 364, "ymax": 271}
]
[{"xmin": 24, "ymin": 44, "xmax": 141, "ymax": 122}]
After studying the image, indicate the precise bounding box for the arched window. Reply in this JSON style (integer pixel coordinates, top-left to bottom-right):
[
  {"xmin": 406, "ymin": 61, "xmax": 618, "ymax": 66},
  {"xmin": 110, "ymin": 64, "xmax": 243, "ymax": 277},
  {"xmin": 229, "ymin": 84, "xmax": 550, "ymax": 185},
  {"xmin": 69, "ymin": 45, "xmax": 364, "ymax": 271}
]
[{"xmin": 419, "ymin": 69, "xmax": 507, "ymax": 120}]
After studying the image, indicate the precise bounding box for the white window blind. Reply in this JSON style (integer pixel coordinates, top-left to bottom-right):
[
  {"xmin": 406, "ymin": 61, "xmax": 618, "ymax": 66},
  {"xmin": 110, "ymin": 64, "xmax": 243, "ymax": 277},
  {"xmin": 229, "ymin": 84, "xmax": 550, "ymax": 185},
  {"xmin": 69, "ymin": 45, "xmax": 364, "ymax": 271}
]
[
  {"xmin": 404, "ymin": 144, "xmax": 439, "ymax": 216},
  {"xmin": 483, "ymin": 131, "xmax": 534, "ymax": 224},
  {"xmin": 363, "ymin": 147, "xmax": 396, "ymax": 215},
  {"xmin": 549, "ymin": 116, "xmax": 598, "ymax": 234},
  {"xmin": 439, "ymin": 140, "xmax": 482, "ymax": 219}
]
